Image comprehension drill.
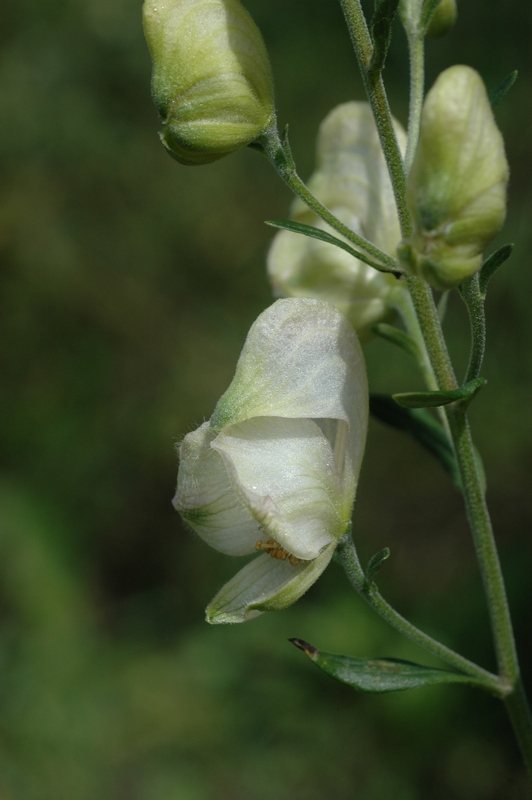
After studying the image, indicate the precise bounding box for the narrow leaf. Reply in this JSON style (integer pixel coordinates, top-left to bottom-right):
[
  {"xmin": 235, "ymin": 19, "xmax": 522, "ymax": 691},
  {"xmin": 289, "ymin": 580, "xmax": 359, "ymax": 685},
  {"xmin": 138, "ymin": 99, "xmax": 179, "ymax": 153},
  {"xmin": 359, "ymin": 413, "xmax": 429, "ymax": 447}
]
[
  {"xmin": 437, "ymin": 290, "xmax": 449, "ymax": 323},
  {"xmin": 372, "ymin": 323, "xmax": 421, "ymax": 360},
  {"xmin": 369, "ymin": 394, "xmax": 461, "ymax": 488},
  {"xmin": 489, "ymin": 70, "xmax": 518, "ymax": 109},
  {"xmin": 392, "ymin": 378, "xmax": 486, "ymax": 409},
  {"xmin": 290, "ymin": 640, "xmax": 485, "ymax": 693},
  {"xmin": 478, "ymin": 243, "xmax": 514, "ymax": 297},
  {"xmin": 265, "ymin": 219, "xmax": 401, "ymax": 275},
  {"xmin": 366, "ymin": 548, "xmax": 391, "ymax": 584},
  {"xmin": 369, "ymin": 0, "xmax": 400, "ymax": 74}
]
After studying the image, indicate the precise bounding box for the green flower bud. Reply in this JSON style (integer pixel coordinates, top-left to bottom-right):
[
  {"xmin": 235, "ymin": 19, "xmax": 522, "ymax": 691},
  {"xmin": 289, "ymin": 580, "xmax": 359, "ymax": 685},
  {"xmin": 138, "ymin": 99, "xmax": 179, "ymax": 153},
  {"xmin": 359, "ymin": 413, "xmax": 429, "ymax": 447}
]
[
  {"xmin": 267, "ymin": 103, "xmax": 406, "ymax": 338},
  {"xmin": 143, "ymin": 0, "xmax": 275, "ymax": 165},
  {"xmin": 174, "ymin": 299, "xmax": 368, "ymax": 623},
  {"xmin": 426, "ymin": 0, "xmax": 457, "ymax": 38},
  {"xmin": 404, "ymin": 66, "xmax": 509, "ymax": 290}
]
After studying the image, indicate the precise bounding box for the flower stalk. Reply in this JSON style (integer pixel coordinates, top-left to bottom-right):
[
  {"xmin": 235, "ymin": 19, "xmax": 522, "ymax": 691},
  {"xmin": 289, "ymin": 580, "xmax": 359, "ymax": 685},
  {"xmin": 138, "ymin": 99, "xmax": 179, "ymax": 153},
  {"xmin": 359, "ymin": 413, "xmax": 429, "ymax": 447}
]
[{"xmin": 337, "ymin": 0, "xmax": 532, "ymax": 770}]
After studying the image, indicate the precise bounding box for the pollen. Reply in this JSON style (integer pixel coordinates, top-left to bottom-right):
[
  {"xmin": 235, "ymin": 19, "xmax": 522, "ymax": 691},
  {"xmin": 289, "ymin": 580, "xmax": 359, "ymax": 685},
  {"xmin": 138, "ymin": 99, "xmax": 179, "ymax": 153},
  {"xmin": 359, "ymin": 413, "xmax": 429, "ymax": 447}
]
[{"xmin": 255, "ymin": 538, "xmax": 300, "ymax": 566}]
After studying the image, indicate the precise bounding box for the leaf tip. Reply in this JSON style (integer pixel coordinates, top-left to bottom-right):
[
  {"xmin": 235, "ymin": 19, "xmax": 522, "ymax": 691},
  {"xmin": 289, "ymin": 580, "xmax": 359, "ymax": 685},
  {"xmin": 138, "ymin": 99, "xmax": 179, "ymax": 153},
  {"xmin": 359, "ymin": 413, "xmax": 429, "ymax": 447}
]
[{"xmin": 289, "ymin": 638, "xmax": 319, "ymax": 658}]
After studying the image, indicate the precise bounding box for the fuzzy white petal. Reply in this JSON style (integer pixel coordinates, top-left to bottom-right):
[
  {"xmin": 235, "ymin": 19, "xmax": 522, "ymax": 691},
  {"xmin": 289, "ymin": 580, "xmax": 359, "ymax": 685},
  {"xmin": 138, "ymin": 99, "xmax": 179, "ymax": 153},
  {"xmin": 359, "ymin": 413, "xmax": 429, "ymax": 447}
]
[
  {"xmin": 212, "ymin": 417, "xmax": 344, "ymax": 560},
  {"xmin": 174, "ymin": 422, "xmax": 260, "ymax": 555},
  {"xmin": 210, "ymin": 299, "xmax": 368, "ymax": 504}
]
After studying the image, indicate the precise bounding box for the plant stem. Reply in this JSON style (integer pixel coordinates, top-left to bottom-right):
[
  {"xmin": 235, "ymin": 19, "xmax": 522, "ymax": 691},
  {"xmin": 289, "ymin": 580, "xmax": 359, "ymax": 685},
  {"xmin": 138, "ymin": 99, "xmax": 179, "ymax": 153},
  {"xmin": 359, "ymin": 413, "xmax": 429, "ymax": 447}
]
[
  {"xmin": 338, "ymin": 0, "xmax": 412, "ymax": 238},
  {"xmin": 406, "ymin": 276, "xmax": 532, "ymax": 771},
  {"xmin": 404, "ymin": 31, "xmax": 424, "ymax": 174},
  {"xmin": 257, "ymin": 125, "xmax": 401, "ymax": 272},
  {"xmin": 390, "ymin": 283, "xmax": 454, "ymax": 441},
  {"xmin": 504, "ymin": 677, "xmax": 532, "ymax": 775},
  {"xmin": 336, "ymin": 0, "xmax": 532, "ymax": 766},
  {"xmin": 336, "ymin": 533, "xmax": 502, "ymax": 694},
  {"xmin": 460, "ymin": 273, "xmax": 487, "ymax": 383}
]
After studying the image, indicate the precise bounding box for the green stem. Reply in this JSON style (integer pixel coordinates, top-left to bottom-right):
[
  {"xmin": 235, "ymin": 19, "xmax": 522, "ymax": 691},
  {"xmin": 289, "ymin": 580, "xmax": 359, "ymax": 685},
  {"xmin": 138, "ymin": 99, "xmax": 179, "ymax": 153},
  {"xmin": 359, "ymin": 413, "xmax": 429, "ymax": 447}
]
[
  {"xmin": 446, "ymin": 406, "xmax": 518, "ymax": 683},
  {"xmin": 407, "ymin": 276, "xmax": 532, "ymax": 770},
  {"xmin": 336, "ymin": 533, "xmax": 502, "ymax": 694},
  {"xmin": 257, "ymin": 125, "xmax": 400, "ymax": 272},
  {"xmin": 404, "ymin": 32, "xmax": 424, "ymax": 174},
  {"xmin": 337, "ymin": 0, "xmax": 412, "ymax": 238},
  {"xmin": 390, "ymin": 283, "xmax": 454, "ymax": 441},
  {"xmin": 504, "ymin": 677, "xmax": 532, "ymax": 775},
  {"xmin": 390, "ymin": 285, "xmax": 439, "ymax": 392},
  {"xmin": 460, "ymin": 273, "xmax": 487, "ymax": 383},
  {"xmin": 337, "ymin": 0, "xmax": 532, "ymax": 771}
]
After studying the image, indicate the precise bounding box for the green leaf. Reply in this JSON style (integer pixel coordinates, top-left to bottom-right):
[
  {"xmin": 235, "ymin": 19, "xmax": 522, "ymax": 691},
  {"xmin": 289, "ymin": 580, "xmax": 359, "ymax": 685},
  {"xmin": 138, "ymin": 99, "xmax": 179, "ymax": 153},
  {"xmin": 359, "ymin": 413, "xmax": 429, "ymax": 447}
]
[
  {"xmin": 489, "ymin": 70, "xmax": 518, "ymax": 109},
  {"xmin": 372, "ymin": 323, "xmax": 421, "ymax": 360},
  {"xmin": 369, "ymin": 394, "xmax": 461, "ymax": 488},
  {"xmin": 366, "ymin": 547, "xmax": 391, "ymax": 584},
  {"xmin": 437, "ymin": 290, "xmax": 449, "ymax": 323},
  {"xmin": 369, "ymin": 0, "xmax": 400, "ymax": 74},
  {"xmin": 392, "ymin": 378, "xmax": 486, "ymax": 409},
  {"xmin": 265, "ymin": 219, "xmax": 401, "ymax": 275},
  {"xmin": 478, "ymin": 243, "xmax": 514, "ymax": 297},
  {"xmin": 290, "ymin": 640, "xmax": 485, "ymax": 692}
]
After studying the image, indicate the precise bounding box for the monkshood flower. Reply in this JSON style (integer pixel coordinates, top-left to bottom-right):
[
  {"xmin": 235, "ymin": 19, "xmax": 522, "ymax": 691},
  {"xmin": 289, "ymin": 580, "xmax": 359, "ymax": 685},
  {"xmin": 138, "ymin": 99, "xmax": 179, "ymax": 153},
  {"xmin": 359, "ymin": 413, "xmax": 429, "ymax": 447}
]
[
  {"xmin": 143, "ymin": 0, "xmax": 275, "ymax": 165},
  {"xmin": 267, "ymin": 103, "xmax": 406, "ymax": 338},
  {"xmin": 402, "ymin": 65, "xmax": 508, "ymax": 289},
  {"xmin": 174, "ymin": 298, "xmax": 368, "ymax": 623}
]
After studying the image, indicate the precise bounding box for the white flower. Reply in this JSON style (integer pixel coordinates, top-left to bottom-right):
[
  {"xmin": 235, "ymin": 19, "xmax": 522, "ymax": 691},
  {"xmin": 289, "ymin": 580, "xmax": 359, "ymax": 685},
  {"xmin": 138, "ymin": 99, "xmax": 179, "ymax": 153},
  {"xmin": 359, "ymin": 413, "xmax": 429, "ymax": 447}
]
[
  {"xmin": 267, "ymin": 103, "xmax": 406, "ymax": 338},
  {"xmin": 174, "ymin": 298, "xmax": 368, "ymax": 623}
]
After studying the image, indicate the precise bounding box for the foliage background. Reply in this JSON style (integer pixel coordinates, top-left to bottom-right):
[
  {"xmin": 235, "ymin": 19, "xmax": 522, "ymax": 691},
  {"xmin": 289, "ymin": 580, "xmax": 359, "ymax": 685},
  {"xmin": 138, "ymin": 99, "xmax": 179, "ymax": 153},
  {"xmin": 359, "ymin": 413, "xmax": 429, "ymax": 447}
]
[{"xmin": 1, "ymin": 0, "xmax": 531, "ymax": 797}]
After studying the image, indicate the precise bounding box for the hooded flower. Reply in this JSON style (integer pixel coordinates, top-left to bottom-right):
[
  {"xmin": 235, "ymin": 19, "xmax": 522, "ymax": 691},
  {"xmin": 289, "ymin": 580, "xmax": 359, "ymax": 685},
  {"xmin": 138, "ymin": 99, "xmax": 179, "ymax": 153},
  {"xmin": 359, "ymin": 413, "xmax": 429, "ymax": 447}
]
[
  {"xmin": 143, "ymin": 0, "xmax": 275, "ymax": 165},
  {"xmin": 403, "ymin": 65, "xmax": 509, "ymax": 289},
  {"xmin": 174, "ymin": 298, "xmax": 368, "ymax": 623},
  {"xmin": 267, "ymin": 103, "xmax": 406, "ymax": 338}
]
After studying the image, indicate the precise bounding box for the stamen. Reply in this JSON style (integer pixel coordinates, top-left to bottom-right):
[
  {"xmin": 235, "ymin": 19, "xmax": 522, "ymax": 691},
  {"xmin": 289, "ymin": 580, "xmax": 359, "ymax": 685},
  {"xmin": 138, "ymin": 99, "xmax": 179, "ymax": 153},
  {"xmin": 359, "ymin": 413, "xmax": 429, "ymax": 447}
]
[{"xmin": 255, "ymin": 538, "xmax": 300, "ymax": 566}]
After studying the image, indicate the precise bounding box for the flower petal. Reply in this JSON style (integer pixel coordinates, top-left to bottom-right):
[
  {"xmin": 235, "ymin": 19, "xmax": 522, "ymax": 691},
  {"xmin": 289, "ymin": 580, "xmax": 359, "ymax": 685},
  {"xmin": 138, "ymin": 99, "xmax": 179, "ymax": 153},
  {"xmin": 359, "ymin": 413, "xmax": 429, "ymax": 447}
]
[
  {"xmin": 267, "ymin": 205, "xmax": 395, "ymax": 336},
  {"xmin": 210, "ymin": 297, "xmax": 367, "ymax": 488},
  {"xmin": 206, "ymin": 542, "xmax": 336, "ymax": 624},
  {"xmin": 212, "ymin": 417, "xmax": 344, "ymax": 559},
  {"xmin": 174, "ymin": 421, "xmax": 260, "ymax": 555}
]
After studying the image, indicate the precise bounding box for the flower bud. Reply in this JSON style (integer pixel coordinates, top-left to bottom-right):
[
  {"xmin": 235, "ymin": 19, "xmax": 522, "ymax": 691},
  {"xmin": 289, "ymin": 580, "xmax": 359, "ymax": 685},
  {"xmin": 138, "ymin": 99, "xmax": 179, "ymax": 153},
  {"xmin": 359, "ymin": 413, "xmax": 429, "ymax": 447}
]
[
  {"xmin": 174, "ymin": 299, "xmax": 368, "ymax": 623},
  {"xmin": 143, "ymin": 0, "xmax": 275, "ymax": 165},
  {"xmin": 404, "ymin": 66, "xmax": 509, "ymax": 289},
  {"xmin": 267, "ymin": 103, "xmax": 406, "ymax": 338},
  {"xmin": 426, "ymin": 0, "xmax": 457, "ymax": 38}
]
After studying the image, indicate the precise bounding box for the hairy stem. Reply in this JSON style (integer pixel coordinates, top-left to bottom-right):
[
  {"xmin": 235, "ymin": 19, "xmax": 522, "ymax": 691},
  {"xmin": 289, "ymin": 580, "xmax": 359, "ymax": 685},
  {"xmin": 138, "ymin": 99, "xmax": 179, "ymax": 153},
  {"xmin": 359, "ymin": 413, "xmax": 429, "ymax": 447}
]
[
  {"xmin": 336, "ymin": 533, "xmax": 502, "ymax": 694},
  {"xmin": 338, "ymin": 0, "xmax": 412, "ymax": 238},
  {"xmin": 404, "ymin": 31, "xmax": 424, "ymax": 174},
  {"xmin": 460, "ymin": 273, "xmax": 487, "ymax": 383},
  {"xmin": 257, "ymin": 125, "xmax": 400, "ymax": 272}
]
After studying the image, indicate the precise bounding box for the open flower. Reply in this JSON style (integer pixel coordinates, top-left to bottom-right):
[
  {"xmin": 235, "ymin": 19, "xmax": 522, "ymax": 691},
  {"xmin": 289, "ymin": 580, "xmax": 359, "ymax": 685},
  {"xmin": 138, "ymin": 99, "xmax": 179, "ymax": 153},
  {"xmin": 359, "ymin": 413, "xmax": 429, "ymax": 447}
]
[
  {"xmin": 267, "ymin": 103, "xmax": 406, "ymax": 338},
  {"xmin": 174, "ymin": 298, "xmax": 368, "ymax": 623}
]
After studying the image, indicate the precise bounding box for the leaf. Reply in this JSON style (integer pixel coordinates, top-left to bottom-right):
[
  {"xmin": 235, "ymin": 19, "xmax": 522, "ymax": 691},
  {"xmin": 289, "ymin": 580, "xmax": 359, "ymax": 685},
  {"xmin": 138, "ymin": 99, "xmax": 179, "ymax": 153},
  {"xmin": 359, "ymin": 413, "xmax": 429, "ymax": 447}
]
[
  {"xmin": 489, "ymin": 70, "xmax": 518, "ymax": 109},
  {"xmin": 290, "ymin": 640, "xmax": 485, "ymax": 693},
  {"xmin": 366, "ymin": 547, "xmax": 391, "ymax": 584},
  {"xmin": 369, "ymin": 0, "xmax": 400, "ymax": 74},
  {"xmin": 369, "ymin": 394, "xmax": 461, "ymax": 488},
  {"xmin": 265, "ymin": 219, "xmax": 401, "ymax": 275},
  {"xmin": 392, "ymin": 378, "xmax": 486, "ymax": 409},
  {"xmin": 478, "ymin": 243, "xmax": 514, "ymax": 297},
  {"xmin": 372, "ymin": 323, "xmax": 421, "ymax": 360},
  {"xmin": 437, "ymin": 290, "xmax": 449, "ymax": 323}
]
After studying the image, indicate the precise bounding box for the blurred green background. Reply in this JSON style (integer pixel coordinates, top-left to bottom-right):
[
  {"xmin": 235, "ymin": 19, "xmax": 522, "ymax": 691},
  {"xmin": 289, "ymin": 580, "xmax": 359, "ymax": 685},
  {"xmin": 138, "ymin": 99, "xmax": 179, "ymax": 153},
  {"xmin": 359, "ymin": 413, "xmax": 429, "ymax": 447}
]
[{"xmin": 1, "ymin": 1, "xmax": 531, "ymax": 797}]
